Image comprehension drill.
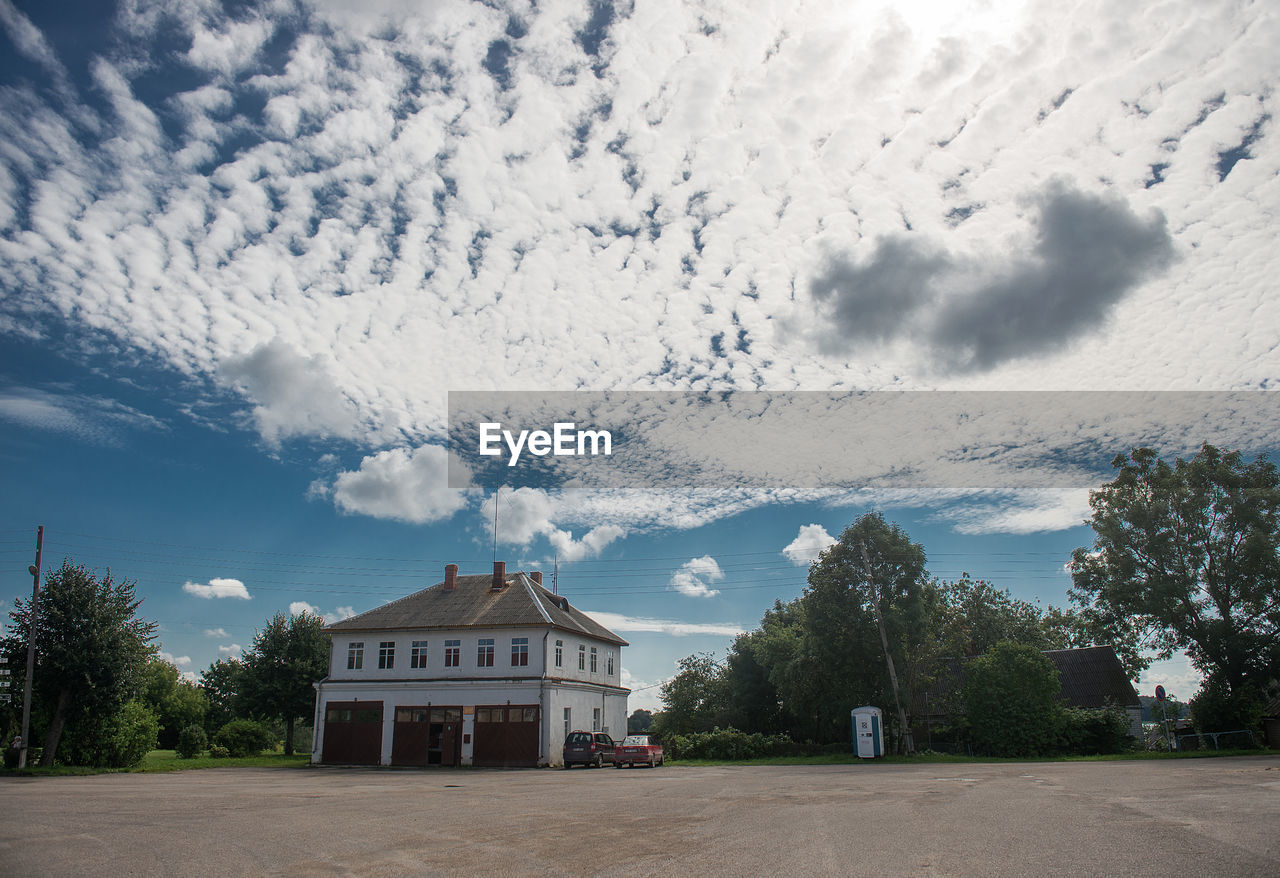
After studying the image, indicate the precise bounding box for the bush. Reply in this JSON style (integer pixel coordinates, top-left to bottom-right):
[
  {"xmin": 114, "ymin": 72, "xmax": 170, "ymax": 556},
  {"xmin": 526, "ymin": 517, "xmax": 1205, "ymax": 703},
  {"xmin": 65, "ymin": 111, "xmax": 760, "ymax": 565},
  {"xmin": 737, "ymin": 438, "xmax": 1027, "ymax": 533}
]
[
  {"xmin": 176, "ymin": 724, "xmax": 208, "ymax": 759},
  {"xmin": 209, "ymin": 744, "xmax": 230, "ymax": 758},
  {"xmin": 56, "ymin": 701, "xmax": 159, "ymax": 768},
  {"xmin": 963, "ymin": 642, "xmax": 1064, "ymax": 757},
  {"xmin": 1058, "ymin": 706, "xmax": 1132, "ymax": 755},
  {"xmin": 664, "ymin": 727, "xmax": 798, "ymax": 760},
  {"xmin": 1190, "ymin": 675, "xmax": 1265, "ymax": 733},
  {"xmin": 213, "ymin": 719, "xmax": 277, "ymax": 758}
]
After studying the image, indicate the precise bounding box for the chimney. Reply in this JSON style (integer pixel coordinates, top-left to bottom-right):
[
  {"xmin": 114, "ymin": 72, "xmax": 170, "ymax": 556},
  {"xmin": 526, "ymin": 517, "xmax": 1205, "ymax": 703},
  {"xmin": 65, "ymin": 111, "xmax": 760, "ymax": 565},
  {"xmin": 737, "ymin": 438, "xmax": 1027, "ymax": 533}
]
[
  {"xmin": 491, "ymin": 560, "xmax": 506, "ymax": 591},
  {"xmin": 444, "ymin": 564, "xmax": 458, "ymax": 591},
  {"xmin": 530, "ymin": 571, "xmax": 542, "ymax": 586}
]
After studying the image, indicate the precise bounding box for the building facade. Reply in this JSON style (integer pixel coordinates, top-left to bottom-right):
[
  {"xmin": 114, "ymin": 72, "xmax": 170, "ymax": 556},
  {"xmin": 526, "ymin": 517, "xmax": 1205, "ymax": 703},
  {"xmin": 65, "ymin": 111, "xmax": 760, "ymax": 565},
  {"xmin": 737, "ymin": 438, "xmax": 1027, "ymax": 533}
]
[{"xmin": 312, "ymin": 562, "xmax": 629, "ymax": 767}]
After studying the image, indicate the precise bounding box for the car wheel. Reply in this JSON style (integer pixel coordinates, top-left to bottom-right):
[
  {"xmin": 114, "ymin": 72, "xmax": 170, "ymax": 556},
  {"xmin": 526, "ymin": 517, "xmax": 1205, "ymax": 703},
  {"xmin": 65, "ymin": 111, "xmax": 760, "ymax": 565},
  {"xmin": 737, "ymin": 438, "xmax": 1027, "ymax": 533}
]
[{"xmin": 594, "ymin": 754, "xmax": 602, "ymax": 768}]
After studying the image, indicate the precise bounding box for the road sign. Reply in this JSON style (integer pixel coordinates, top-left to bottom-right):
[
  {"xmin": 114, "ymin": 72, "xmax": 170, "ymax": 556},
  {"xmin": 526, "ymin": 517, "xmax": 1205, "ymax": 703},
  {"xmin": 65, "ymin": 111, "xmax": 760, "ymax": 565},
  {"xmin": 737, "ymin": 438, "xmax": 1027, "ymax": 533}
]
[{"xmin": 1155, "ymin": 685, "xmax": 1166, "ymax": 701}]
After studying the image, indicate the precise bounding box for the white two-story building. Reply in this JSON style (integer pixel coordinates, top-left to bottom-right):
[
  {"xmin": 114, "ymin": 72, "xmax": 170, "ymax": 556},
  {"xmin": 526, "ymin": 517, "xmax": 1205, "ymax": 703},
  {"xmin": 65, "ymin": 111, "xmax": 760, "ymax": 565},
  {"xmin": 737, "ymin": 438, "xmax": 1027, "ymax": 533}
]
[{"xmin": 312, "ymin": 561, "xmax": 629, "ymax": 767}]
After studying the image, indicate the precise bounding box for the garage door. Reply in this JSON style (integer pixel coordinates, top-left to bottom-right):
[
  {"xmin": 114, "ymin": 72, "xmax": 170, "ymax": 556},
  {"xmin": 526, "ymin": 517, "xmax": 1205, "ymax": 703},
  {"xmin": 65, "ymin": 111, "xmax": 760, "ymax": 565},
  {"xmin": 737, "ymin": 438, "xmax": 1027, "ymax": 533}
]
[
  {"xmin": 322, "ymin": 701, "xmax": 383, "ymax": 765},
  {"xmin": 472, "ymin": 705, "xmax": 539, "ymax": 767},
  {"xmin": 392, "ymin": 707, "xmax": 461, "ymax": 766}
]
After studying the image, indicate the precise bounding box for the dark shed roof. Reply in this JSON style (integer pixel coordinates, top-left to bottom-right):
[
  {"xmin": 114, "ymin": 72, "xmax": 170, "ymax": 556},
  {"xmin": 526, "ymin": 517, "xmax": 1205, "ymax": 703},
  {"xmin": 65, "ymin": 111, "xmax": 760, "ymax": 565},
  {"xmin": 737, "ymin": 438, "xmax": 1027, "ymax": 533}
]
[
  {"xmin": 1044, "ymin": 645, "xmax": 1139, "ymax": 709},
  {"xmin": 324, "ymin": 571, "xmax": 628, "ymax": 646}
]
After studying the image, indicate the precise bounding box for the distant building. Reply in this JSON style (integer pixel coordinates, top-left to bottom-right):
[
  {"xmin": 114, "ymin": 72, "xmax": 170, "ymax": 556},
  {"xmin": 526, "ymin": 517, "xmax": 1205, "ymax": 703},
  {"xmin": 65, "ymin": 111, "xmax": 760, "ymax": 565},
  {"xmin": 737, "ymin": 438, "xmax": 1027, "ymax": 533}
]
[
  {"xmin": 1043, "ymin": 646, "xmax": 1142, "ymax": 736},
  {"xmin": 311, "ymin": 562, "xmax": 629, "ymax": 767}
]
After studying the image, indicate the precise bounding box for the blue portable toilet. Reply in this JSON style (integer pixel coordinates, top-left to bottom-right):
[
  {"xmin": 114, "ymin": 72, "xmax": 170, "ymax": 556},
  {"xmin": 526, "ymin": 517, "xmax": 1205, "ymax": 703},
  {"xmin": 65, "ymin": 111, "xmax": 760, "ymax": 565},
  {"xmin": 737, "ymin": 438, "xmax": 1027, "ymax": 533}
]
[{"xmin": 851, "ymin": 706, "xmax": 884, "ymax": 758}]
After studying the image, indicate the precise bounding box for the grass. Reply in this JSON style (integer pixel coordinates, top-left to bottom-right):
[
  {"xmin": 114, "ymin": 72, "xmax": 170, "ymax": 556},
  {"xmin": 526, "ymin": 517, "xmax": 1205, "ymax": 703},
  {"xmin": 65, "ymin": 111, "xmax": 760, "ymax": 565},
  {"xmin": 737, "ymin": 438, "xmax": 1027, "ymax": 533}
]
[
  {"xmin": 1, "ymin": 749, "xmax": 311, "ymax": 777},
  {"xmin": 668, "ymin": 748, "xmax": 1276, "ymax": 767}
]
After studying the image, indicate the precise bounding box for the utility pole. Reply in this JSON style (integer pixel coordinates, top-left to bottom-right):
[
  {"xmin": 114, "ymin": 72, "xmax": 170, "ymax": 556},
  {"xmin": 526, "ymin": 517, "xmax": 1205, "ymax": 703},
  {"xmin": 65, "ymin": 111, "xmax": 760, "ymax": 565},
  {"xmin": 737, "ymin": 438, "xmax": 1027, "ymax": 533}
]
[
  {"xmin": 858, "ymin": 539, "xmax": 914, "ymax": 755},
  {"xmin": 19, "ymin": 525, "xmax": 43, "ymax": 770}
]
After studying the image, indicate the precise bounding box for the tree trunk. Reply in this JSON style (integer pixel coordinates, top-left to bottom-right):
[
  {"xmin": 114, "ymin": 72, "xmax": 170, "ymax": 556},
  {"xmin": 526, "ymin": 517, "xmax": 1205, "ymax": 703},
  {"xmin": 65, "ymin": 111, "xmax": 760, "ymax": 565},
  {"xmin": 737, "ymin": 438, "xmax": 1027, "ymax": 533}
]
[
  {"xmin": 284, "ymin": 715, "xmax": 295, "ymax": 756},
  {"xmin": 40, "ymin": 689, "xmax": 71, "ymax": 766}
]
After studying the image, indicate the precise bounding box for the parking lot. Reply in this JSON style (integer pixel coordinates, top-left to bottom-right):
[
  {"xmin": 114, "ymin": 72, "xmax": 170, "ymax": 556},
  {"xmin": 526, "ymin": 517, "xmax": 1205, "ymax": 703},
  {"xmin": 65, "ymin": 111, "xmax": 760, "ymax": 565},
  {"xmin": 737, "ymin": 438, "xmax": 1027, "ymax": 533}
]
[{"xmin": 2, "ymin": 756, "xmax": 1278, "ymax": 876}]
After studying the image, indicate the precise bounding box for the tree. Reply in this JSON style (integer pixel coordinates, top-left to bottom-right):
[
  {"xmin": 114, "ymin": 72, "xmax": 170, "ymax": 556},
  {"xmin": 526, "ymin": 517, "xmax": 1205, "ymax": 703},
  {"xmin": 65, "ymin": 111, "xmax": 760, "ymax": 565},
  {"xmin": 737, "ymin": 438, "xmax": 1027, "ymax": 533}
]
[
  {"xmin": 200, "ymin": 657, "xmax": 244, "ymax": 735},
  {"xmin": 627, "ymin": 709, "xmax": 653, "ymax": 734},
  {"xmin": 1070, "ymin": 445, "xmax": 1280, "ymax": 725},
  {"xmin": 655, "ymin": 652, "xmax": 727, "ymax": 737},
  {"xmin": 237, "ymin": 611, "xmax": 330, "ymax": 755},
  {"xmin": 1, "ymin": 560, "xmax": 156, "ymax": 765},
  {"xmin": 141, "ymin": 657, "xmax": 207, "ymax": 749},
  {"xmin": 963, "ymin": 641, "xmax": 1064, "ymax": 757}
]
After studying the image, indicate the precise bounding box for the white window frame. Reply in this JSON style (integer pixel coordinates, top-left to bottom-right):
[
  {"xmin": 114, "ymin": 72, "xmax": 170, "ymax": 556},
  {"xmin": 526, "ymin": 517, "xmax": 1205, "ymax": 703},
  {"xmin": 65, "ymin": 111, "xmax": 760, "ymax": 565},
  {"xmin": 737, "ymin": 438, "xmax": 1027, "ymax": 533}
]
[
  {"xmin": 410, "ymin": 640, "xmax": 428, "ymax": 669},
  {"xmin": 347, "ymin": 642, "xmax": 364, "ymax": 670},
  {"xmin": 378, "ymin": 641, "xmax": 395, "ymax": 669}
]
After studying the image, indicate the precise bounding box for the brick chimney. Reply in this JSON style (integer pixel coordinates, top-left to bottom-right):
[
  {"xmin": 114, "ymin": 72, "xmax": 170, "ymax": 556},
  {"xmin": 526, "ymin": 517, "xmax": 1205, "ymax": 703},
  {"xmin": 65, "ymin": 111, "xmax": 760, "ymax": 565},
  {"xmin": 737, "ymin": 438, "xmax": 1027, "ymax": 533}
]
[
  {"xmin": 491, "ymin": 560, "xmax": 506, "ymax": 591},
  {"xmin": 530, "ymin": 571, "xmax": 542, "ymax": 585},
  {"xmin": 444, "ymin": 563, "xmax": 458, "ymax": 591}
]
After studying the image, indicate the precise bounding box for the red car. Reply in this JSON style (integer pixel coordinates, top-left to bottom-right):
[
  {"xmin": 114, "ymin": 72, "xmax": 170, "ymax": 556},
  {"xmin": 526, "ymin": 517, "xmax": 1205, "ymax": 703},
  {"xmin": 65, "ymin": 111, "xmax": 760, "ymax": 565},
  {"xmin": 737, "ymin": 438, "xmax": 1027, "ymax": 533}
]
[{"xmin": 614, "ymin": 734, "xmax": 664, "ymax": 768}]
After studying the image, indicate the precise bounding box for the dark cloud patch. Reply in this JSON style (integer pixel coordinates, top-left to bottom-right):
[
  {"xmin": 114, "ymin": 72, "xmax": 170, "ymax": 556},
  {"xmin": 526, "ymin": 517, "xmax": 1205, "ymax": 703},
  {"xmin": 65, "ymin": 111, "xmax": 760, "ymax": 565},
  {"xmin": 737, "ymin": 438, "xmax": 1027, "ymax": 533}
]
[
  {"xmin": 806, "ymin": 182, "xmax": 1175, "ymax": 372},
  {"xmin": 929, "ymin": 183, "xmax": 1175, "ymax": 372},
  {"xmin": 577, "ymin": 0, "xmax": 616, "ymax": 76},
  {"xmin": 809, "ymin": 237, "xmax": 949, "ymax": 350},
  {"xmin": 483, "ymin": 38, "xmax": 513, "ymax": 90}
]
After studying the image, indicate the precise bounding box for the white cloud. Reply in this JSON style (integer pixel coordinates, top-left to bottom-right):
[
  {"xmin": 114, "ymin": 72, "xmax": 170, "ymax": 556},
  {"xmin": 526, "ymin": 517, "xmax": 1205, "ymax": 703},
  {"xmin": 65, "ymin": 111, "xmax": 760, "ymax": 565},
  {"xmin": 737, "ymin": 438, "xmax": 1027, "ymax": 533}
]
[
  {"xmin": 330, "ymin": 444, "xmax": 471, "ymax": 524},
  {"xmin": 0, "ymin": 387, "xmax": 165, "ymax": 445},
  {"xmin": 782, "ymin": 524, "xmax": 837, "ymax": 565},
  {"xmin": 217, "ymin": 643, "xmax": 242, "ymax": 658},
  {"xmin": 482, "ymin": 487, "xmax": 626, "ymax": 561},
  {"xmin": 203, "ymin": 628, "xmax": 229, "ymax": 638},
  {"xmin": 157, "ymin": 651, "xmax": 192, "ymax": 668},
  {"xmin": 936, "ymin": 489, "xmax": 1093, "ymax": 535},
  {"xmin": 183, "ymin": 578, "xmax": 251, "ymax": 600},
  {"xmin": 668, "ymin": 555, "xmax": 724, "ymax": 599},
  {"xmin": 583, "ymin": 610, "xmax": 745, "ymax": 638},
  {"xmin": 289, "ymin": 601, "xmax": 356, "ymax": 625}
]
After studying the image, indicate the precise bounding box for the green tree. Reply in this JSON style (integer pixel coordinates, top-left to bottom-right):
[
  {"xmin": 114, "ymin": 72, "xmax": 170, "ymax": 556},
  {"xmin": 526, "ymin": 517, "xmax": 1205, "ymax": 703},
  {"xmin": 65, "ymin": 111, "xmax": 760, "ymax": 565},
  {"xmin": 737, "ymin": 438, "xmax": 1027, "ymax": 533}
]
[
  {"xmin": 627, "ymin": 709, "xmax": 653, "ymax": 734},
  {"xmin": 141, "ymin": 657, "xmax": 207, "ymax": 749},
  {"xmin": 200, "ymin": 657, "xmax": 244, "ymax": 735},
  {"xmin": 237, "ymin": 611, "xmax": 330, "ymax": 755},
  {"xmin": 1070, "ymin": 445, "xmax": 1280, "ymax": 724},
  {"xmin": 963, "ymin": 641, "xmax": 1064, "ymax": 757},
  {"xmin": 655, "ymin": 652, "xmax": 728, "ymax": 737},
  {"xmin": 1, "ymin": 560, "xmax": 156, "ymax": 765}
]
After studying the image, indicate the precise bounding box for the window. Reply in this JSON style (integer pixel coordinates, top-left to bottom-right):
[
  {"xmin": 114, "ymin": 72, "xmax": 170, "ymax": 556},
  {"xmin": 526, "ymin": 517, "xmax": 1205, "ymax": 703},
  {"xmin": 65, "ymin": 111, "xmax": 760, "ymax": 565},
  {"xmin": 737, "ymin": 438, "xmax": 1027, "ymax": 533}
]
[
  {"xmin": 346, "ymin": 642, "xmax": 364, "ymax": 670},
  {"xmin": 511, "ymin": 637, "xmax": 528, "ymax": 667},
  {"xmin": 563, "ymin": 707, "xmax": 571, "ymax": 739},
  {"xmin": 410, "ymin": 640, "xmax": 428, "ymax": 669},
  {"xmin": 590, "ymin": 646, "xmax": 598, "ymax": 673},
  {"xmin": 378, "ymin": 641, "xmax": 395, "ymax": 669},
  {"xmin": 578, "ymin": 644, "xmax": 586, "ymax": 670},
  {"xmin": 592, "ymin": 707, "xmax": 601, "ymax": 731},
  {"xmin": 477, "ymin": 638, "xmax": 495, "ymax": 667},
  {"xmin": 607, "ymin": 650, "xmax": 614, "ymax": 676},
  {"xmin": 554, "ymin": 639, "xmax": 563, "ymax": 668},
  {"xmin": 444, "ymin": 639, "xmax": 460, "ymax": 667}
]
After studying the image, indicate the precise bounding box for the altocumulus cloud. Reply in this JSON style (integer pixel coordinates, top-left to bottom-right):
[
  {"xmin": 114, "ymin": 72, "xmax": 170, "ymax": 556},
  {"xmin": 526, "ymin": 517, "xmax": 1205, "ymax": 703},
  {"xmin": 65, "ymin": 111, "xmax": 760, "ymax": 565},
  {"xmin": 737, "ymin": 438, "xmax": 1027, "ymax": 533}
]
[{"xmin": 183, "ymin": 577, "xmax": 251, "ymax": 600}]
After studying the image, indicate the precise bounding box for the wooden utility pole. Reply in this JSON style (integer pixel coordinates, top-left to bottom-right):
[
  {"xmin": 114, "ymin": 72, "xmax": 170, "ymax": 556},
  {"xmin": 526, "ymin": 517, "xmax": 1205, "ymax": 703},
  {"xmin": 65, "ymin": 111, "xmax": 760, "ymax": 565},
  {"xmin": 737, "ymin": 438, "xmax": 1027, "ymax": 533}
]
[
  {"xmin": 858, "ymin": 539, "xmax": 914, "ymax": 754},
  {"xmin": 19, "ymin": 525, "xmax": 43, "ymax": 770}
]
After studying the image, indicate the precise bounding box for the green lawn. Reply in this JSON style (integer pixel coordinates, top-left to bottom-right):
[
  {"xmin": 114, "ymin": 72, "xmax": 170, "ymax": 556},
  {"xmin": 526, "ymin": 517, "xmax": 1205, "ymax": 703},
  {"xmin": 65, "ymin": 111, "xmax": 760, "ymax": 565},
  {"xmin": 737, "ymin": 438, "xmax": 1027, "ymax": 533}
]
[{"xmin": 1, "ymin": 749, "xmax": 312, "ymax": 776}]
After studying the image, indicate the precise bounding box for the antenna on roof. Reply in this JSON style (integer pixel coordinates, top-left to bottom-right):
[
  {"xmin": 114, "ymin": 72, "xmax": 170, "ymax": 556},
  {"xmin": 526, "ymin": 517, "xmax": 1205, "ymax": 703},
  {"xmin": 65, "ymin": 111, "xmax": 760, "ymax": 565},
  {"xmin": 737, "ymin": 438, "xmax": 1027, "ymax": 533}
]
[
  {"xmin": 553, "ymin": 552, "xmax": 559, "ymax": 595},
  {"xmin": 493, "ymin": 486, "xmax": 499, "ymax": 562}
]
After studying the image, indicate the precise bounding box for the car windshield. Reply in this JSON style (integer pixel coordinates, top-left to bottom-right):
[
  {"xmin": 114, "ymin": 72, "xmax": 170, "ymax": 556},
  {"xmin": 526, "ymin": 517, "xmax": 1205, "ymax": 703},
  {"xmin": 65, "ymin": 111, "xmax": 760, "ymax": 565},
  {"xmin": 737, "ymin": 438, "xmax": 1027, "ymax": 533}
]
[{"xmin": 622, "ymin": 735, "xmax": 650, "ymax": 746}]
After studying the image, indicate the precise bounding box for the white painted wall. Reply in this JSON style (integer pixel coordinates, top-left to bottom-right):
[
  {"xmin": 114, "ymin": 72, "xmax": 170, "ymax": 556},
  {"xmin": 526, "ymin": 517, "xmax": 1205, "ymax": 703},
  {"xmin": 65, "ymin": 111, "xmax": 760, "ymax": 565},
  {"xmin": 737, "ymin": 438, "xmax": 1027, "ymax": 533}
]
[{"xmin": 327, "ymin": 626, "xmax": 548, "ymax": 682}]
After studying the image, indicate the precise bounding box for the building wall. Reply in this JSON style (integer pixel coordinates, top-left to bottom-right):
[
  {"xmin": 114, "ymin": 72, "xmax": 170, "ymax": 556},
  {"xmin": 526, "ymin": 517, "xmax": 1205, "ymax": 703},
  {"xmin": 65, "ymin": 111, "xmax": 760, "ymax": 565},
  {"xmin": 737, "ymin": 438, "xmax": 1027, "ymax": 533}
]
[
  {"xmin": 327, "ymin": 626, "xmax": 622, "ymax": 689},
  {"xmin": 314, "ymin": 671, "xmax": 629, "ymax": 766}
]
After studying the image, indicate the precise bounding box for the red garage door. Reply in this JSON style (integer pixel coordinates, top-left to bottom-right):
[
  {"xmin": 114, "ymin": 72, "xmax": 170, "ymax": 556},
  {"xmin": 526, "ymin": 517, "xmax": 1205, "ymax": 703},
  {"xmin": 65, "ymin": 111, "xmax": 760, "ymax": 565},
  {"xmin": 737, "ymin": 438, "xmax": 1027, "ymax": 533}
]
[
  {"xmin": 472, "ymin": 705, "xmax": 539, "ymax": 767},
  {"xmin": 322, "ymin": 701, "xmax": 383, "ymax": 765}
]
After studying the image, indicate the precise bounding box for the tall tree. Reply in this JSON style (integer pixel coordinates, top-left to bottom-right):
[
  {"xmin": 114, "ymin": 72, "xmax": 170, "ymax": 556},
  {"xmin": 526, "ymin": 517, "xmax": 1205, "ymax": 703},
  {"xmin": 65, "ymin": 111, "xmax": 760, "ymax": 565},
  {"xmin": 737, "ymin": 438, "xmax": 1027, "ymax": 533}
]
[
  {"xmin": 1, "ymin": 560, "xmax": 156, "ymax": 765},
  {"xmin": 238, "ymin": 611, "xmax": 330, "ymax": 755},
  {"xmin": 655, "ymin": 652, "xmax": 727, "ymax": 737},
  {"xmin": 141, "ymin": 657, "xmax": 207, "ymax": 749},
  {"xmin": 1070, "ymin": 444, "xmax": 1280, "ymax": 721},
  {"xmin": 200, "ymin": 657, "xmax": 244, "ymax": 735}
]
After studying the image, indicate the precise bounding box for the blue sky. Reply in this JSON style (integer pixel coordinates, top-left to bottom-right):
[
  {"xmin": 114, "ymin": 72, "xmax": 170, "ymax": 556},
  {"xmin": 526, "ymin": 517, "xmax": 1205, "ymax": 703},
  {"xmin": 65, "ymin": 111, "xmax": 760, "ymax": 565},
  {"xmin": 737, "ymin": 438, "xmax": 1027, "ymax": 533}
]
[{"xmin": 4, "ymin": 0, "xmax": 1277, "ymax": 710}]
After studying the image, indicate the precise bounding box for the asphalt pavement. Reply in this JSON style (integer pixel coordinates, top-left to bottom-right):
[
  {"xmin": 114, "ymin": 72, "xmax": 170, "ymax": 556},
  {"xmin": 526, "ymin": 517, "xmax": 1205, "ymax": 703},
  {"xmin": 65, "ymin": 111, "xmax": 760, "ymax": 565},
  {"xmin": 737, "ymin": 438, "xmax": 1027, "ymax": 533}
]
[{"xmin": 1, "ymin": 756, "xmax": 1277, "ymax": 876}]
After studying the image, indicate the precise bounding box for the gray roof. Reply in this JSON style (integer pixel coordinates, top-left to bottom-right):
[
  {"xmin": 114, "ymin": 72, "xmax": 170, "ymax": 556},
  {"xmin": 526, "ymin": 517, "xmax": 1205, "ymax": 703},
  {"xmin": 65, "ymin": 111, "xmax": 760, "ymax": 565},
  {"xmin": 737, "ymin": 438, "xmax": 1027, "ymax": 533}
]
[
  {"xmin": 324, "ymin": 571, "xmax": 628, "ymax": 646},
  {"xmin": 1044, "ymin": 645, "xmax": 1140, "ymax": 709}
]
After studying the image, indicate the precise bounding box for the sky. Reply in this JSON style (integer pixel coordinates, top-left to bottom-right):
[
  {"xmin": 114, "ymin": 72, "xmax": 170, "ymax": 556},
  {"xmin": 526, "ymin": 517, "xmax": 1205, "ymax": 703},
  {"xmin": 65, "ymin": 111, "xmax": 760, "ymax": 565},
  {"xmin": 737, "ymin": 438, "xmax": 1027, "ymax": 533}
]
[{"xmin": 2, "ymin": 0, "xmax": 1277, "ymax": 712}]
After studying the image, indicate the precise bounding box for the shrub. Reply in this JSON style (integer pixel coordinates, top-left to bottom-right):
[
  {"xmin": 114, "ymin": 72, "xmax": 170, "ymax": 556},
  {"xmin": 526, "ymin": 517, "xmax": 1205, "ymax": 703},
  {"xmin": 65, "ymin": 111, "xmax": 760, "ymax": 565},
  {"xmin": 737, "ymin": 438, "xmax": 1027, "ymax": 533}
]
[
  {"xmin": 1058, "ymin": 706, "xmax": 1132, "ymax": 755},
  {"xmin": 176, "ymin": 724, "xmax": 208, "ymax": 759},
  {"xmin": 1190, "ymin": 675, "xmax": 1265, "ymax": 733},
  {"xmin": 213, "ymin": 719, "xmax": 277, "ymax": 758},
  {"xmin": 209, "ymin": 744, "xmax": 230, "ymax": 758},
  {"xmin": 963, "ymin": 642, "xmax": 1064, "ymax": 757},
  {"xmin": 56, "ymin": 701, "xmax": 159, "ymax": 768},
  {"xmin": 664, "ymin": 727, "xmax": 797, "ymax": 760}
]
